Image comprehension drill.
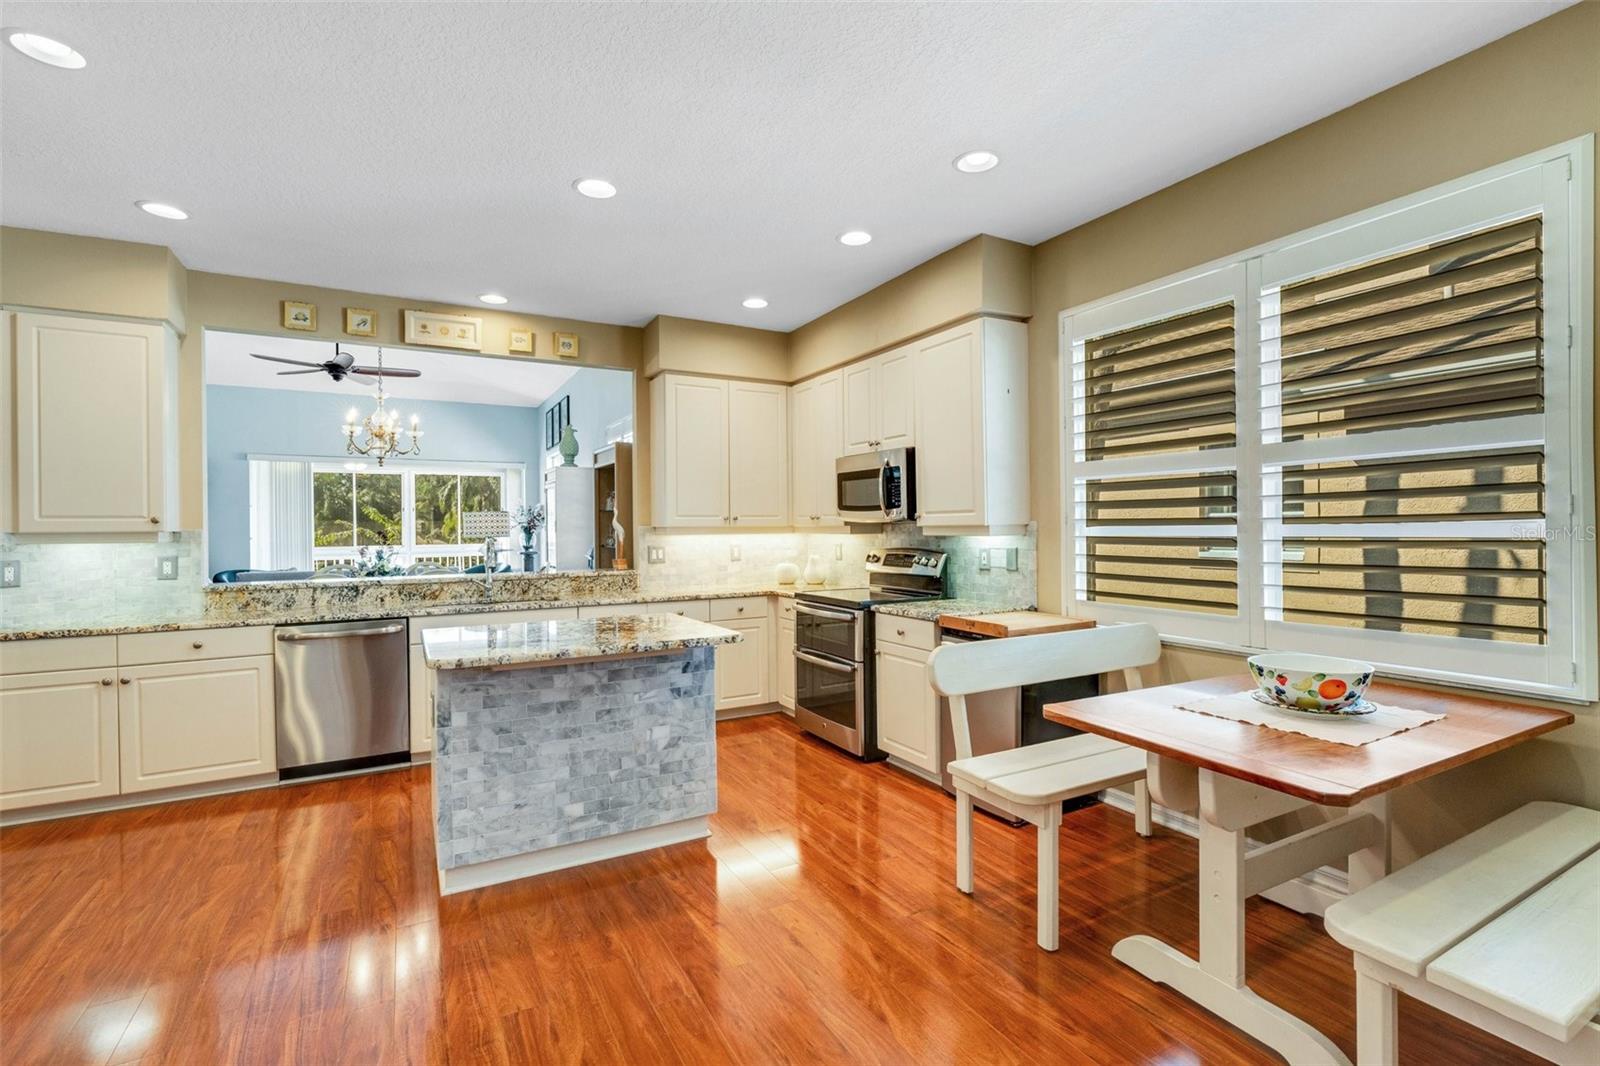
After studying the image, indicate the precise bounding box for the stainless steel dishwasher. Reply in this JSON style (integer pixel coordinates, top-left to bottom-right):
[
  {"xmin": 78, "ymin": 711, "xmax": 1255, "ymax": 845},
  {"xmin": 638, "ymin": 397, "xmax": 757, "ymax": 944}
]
[{"xmin": 274, "ymin": 618, "xmax": 410, "ymax": 779}]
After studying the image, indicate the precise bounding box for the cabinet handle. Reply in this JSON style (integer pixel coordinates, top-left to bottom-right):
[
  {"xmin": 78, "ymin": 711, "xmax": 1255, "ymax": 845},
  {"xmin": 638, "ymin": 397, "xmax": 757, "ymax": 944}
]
[
  {"xmin": 119, "ymin": 678, "xmax": 130, "ymax": 685},
  {"xmin": 191, "ymin": 641, "xmax": 204, "ymax": 650},
  {"xmin": 101, "ymin": 677, "xmax": 113, "ymax": 686},
  {"xmin": 149, "ymin": 516, "xmax": 160, "ymax": 525}
]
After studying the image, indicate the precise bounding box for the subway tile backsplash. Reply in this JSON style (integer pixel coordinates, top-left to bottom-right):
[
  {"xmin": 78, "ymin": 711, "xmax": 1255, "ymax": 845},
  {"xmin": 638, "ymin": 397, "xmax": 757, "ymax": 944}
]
[{"xmin": 0, "ymin": 534, "xmax": 205, "ymax": 628}]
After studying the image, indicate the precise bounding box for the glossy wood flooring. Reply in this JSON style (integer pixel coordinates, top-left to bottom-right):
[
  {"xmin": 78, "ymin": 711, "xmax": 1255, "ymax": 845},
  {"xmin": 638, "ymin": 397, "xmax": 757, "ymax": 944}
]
[{"xmin": 2, "ymin": 714, "xmax": 1540, "ymax": 1065}]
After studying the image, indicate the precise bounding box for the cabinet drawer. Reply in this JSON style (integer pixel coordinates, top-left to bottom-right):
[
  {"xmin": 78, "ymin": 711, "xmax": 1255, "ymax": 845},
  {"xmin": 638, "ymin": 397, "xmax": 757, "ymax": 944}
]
[
  {"xmin": 117, "ymin": 626, "xmax": 273, "ymax": 666},
  {"xmin": 409, "ymin": 607, "xmax": 578, "ymax": 644},
  {"xmin": 777, "ymin": 597, "xmax": 796, "ymax": 621},
  {"xmin": 875, "ymin": 615, "xmax": 938, "ymax": 652},
  {"xmin": 709, "ymin": 596, "xmax": 767, "ymax": 622},
  {"xmin": 0, "ymin": 635, "xmax": 116, "ymax": 675}
]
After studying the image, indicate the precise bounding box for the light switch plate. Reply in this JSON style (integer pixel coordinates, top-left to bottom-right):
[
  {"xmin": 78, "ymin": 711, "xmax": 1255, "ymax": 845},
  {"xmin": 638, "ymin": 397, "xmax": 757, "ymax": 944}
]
[
  {"xmin": 0, "ymin": 560, "xmax": 18, "ymax": 588},
  {"xmin": 979, "ymin": 547, "xmax": 1018, "ymax": 572},
  {"xmin": 156, "ymin": 555, "xmax": 179, "ymax": 580},
  {"xmin": 834, "ymin": 544, "xmax": 843, "ymax": 560},
  {"xmin": 647, "ymin": 546, "xmax": 666, "ymax": 565},
  {"xmin": 729, "ymin": 544, "xmax": 742, "ymax": 562}
]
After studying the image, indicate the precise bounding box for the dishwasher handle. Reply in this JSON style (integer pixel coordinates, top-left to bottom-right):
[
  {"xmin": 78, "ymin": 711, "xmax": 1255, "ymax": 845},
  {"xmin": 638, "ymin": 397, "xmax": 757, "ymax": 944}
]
[{"xmin": 276, "ymin": 622, "xmax": 405, "ymax": 641}]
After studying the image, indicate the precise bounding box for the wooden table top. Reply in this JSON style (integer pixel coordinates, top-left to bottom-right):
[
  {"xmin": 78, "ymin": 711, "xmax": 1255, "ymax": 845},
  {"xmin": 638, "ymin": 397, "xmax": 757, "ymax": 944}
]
[{"xmin": 1045, "ymin": 675, "xmax": 1575, "ymax": 807}]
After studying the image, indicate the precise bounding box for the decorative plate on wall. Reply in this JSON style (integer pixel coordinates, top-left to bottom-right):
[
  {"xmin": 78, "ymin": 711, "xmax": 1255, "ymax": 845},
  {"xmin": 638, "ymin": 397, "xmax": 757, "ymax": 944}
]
[{"xmin": 404, "ymin": 309, "xmax": 483, "ymax": 351}]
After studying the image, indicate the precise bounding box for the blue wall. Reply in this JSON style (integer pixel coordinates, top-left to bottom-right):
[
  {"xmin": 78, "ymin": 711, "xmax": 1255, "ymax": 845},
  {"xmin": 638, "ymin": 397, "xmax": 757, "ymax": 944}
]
[
  {"xmin": 205, "ymin": 385, "xmax": 545, "ymax": 571},
  {"xmin": 535, "ymin": 367, "xmax": 635, "ymax": 467}
]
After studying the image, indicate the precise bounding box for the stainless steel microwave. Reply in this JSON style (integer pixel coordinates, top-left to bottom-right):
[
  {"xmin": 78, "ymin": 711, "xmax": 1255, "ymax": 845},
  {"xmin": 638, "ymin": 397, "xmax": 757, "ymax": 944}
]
[{"xmin": 835, "ymin": 448, "xmax": 914, "ymax": 523}]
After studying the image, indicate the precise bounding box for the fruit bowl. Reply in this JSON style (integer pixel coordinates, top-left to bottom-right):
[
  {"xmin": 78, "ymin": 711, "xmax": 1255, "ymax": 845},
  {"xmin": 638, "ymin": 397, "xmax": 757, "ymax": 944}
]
[{"xmin": 1247, "ymin": 653, "xmax": 1375, "ymax": 715}]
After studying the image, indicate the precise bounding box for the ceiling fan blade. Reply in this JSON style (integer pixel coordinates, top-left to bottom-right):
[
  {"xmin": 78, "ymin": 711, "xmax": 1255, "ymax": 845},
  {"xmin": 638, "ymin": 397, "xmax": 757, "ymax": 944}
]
[
  {"xmin": 352, "ymin": 366, "xmax": 422, "ymax": 378},
  {"xmin": 251, "ymin": 353, "xmax": 324, "ymax": 368},
  {"xmin": 347, "ymin": 373, "xmax": 380, "ymax": 385},
  {"xmin": 276, "ymin": 368, "xmax": 326, "ymax": 376}
]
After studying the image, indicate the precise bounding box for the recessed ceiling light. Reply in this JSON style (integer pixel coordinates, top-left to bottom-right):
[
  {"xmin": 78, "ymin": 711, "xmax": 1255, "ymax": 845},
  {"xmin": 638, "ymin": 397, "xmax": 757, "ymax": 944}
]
[
  {"xmin": 135, "ymin": 200, "xmax": 189, "ymax": 221},
  {"xmin": 838, "ymin": 230, "xmax": 872, "ymax": 247},
  {"xmin": 478, "ymin": 293, "xmax": 509, "ymax": 305},
  {"xmin": 573, "ymin": 178, "xmax": 617, "ymax": 199},
  {"xmin": 6, "ymin": 31, "xmax": 86, "ymax": 69},
  {"xmin": 954, "ymin": 150, "xmax": 1000, "ymax": 174},
  {"xmin": 742, "ymin": 297, "xmax": 768, "ymax": 310}
]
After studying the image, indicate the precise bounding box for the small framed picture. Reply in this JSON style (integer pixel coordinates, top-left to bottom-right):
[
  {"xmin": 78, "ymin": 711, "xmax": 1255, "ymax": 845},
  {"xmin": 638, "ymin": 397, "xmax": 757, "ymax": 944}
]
[
  {"xmin": 553, "ymin": 331, "xmax": 579, "ymax": 359},
  {"xmin": 508, "ymin": 328, "xmax": 534, "ymax": 354},
  {"xmin": 404, "ymin": 309, "xmax": 483, "ymax": 351},
  {"xmin": 344, "ymin": 307, "xmax": 377, "ymax": 337},
  {"xmin": 282, "ymin": 300, "xmax": 317, "ymax": 331}
]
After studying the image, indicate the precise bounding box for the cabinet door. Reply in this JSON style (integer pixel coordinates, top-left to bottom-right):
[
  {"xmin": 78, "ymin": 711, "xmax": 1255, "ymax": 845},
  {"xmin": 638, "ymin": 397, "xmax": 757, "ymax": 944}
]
[
  {"xmin": 777, "ymin": 618, "xmax": 796, "ymax": 711},
  {"xmin": 874, "ymin": 346, "xmax": 916, "ymax": 451},
  {"xmin": 715, "ymin": 618, "xmax": 769, "ymax": 711},
  {"xmin": 727, "ymin": 381, "xmax": 789, "ymax": 526},
  {"xmin": 874, "ymin": 644, "xmax": 938, "ymax": 773},
  {"xmin": 789, "ymin": 371, "xmax": 844, "ymax": 526},
  {"xmin": 840, "ymin": 360, "xmax": 877, "ymax": 455},
  {"xmin": 0, "ymin": 668, "xmax": 120, "ymax": 811},
  {"xmin": 658, "ymin": 375, "xmax": 730, "ymax": 526},
  {"xmin": 913, "ymin": 323, "xmax": 986, "ymax": 528},
  {"xmin": 14, "ymin": 312, "xmax": 172, "ymax": 533},
  {"xmin": 789, "ymin": 382, "xmax": 817, "ymax": 525},
  {"xmin": 118, "ymin": 656, "xmax": 276, "ymax": 793}
]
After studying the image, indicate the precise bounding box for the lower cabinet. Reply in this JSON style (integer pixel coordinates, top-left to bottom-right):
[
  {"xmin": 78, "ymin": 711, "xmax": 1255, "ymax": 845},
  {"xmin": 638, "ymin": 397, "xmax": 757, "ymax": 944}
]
[
  {"xmin": 117, "ymin": 656, "xmax": 276, "ymax": 793},
  {"xmin": 0, "ymin": 668, "xmax": 121, "ymax": 811},
  {"xmin": 714, "ymin": 617, "xmax": 770, "ymax": 711},
  {"xmin": 875, "ymin": 641, "xmax": 939, "ymax": 774},
  {"xmin": 777, "ymin": 615, "xmax": 796, "ymax": 711}
]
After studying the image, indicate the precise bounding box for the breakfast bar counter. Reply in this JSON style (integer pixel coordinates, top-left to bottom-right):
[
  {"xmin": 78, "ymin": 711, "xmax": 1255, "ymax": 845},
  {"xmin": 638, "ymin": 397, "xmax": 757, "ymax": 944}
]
[{"xmin": 421, "ymin": 614, "xmax": 741, "ymax": 894}]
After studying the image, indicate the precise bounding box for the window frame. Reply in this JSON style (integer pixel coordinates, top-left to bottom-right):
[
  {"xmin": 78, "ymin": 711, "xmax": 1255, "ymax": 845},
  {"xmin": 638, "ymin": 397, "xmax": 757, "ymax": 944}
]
[
  {"xmin": 308, "ymin": 459, "xmax": 524, "ymax": 568},
  {"xmin": 1059, "ymin": 135, "xmax": 1595, "ymax": 702}
]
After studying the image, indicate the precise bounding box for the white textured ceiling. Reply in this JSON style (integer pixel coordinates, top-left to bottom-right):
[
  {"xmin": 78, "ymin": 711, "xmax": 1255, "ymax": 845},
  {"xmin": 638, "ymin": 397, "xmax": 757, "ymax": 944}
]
[
  {"xmin": 204, "ymin": 330, "xmax": 580, "ymax": 408},
  {"xmin": 1, "ymin": 1, "xmax": 1569, "ymax": 331}
]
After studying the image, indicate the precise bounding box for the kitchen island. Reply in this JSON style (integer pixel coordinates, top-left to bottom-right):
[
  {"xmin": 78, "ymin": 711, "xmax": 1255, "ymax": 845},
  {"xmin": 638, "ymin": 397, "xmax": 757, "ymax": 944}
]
[{"xmin": 420, "ymin": 613, "xmax": 740, "ymax": 894}]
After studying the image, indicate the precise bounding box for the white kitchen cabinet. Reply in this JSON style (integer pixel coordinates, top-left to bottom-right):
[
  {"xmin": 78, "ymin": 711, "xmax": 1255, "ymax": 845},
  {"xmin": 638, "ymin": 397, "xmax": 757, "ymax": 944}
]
[
  {"xmin": 874, "ymin": 642, "xmax": 939, "ymax": 774},
  {"xmin": 788, "ymin": 371, "xmax": 843, "ymax": 527},
  {"xmin": 841, "ymin": 343, "xmax": 916, "ymax": 456},
  {"xmin": 912, "ymin": 318, "xmax": 1029, "ymax": 533},
  {"xmin": 0, "ymin": 668, "xmax": 120, "ymax": 811},
  {"xmin": 777, "ymin": 615, "xmax": 796, "ymax": 712},
  {"xmin": 9, "ymin": 311, "xmax": 178, "ymax": 533},
  {"xmin": 727, "ymin": 381, "xmax": 789, "ymax": 527},
  {"xmin": 651, "ymin": 374, "xmax": 731, "ymax": 526},
  {"xmin": 714, "ymin": 616, "xmax": 770, "ymax": 713},
  {"xmin": 117, "ymin": 656, "xmax": 276, "ymax": 793}
]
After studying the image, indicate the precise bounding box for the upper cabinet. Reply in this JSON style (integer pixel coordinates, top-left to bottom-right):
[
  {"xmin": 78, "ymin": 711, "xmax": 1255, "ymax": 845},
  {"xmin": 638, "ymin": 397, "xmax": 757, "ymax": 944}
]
[
  {"xmin": 5, "ymin": 311, "xmax": 178, "ymax": 533},
  {"xmin": 651, "ymin": 373, "xmax": 788, "ymax": 528},
  {"xmin": 912, "ymin": 318, "xmax": 1029, "ymax": 533},
  {"xmin": 841, "ymin": 345, "xmax": 915, "ymax": 455},
  {"xmin": 789, "ymin": 370, "xmax": 843, "ymax": 527}
]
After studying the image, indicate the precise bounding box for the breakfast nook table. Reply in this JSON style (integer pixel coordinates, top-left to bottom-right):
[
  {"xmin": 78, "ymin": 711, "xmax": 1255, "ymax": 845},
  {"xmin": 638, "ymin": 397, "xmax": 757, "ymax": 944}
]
[{"xmin": 1046, "ymin": 673, "xmax": 1574, "ymax": 1065}]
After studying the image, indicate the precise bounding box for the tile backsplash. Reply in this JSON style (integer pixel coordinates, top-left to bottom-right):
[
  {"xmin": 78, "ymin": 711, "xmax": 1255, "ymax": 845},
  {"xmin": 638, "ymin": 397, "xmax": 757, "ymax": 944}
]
[
  {"xmin": 638, "ymin": 525, "xmax": 1037, "ymax": 604},
  {"xmin": 0, "ymin": 534, "xmax": 205, "ymax": 626}
]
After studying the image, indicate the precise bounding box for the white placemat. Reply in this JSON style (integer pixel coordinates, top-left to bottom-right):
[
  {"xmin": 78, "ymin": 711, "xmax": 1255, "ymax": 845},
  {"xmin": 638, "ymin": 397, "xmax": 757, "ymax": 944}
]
[{"xmin": 1176, "ymin": 690, "xmax": 1445, "ymax": 747}]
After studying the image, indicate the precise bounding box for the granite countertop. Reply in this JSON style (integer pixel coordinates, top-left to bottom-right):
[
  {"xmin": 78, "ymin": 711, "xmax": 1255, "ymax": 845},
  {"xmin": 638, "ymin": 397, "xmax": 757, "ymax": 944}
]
[
  {"xmin": 871, "ymin": 597, "xmax": 1039, "ymax": 622},
  {"xmin": 421, "ymin": 614, "xmax": 742, "ymax": 670},
  {"xmin": 0, "ymin": 582, "xmax": 809, "ymax": 642}
]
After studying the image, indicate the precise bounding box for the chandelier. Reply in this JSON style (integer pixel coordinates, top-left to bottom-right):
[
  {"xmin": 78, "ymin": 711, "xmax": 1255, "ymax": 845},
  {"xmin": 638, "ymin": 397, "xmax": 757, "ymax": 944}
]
[{"xmin": 342, "ymin": 348, "xmax": 421, "ymax": 466}]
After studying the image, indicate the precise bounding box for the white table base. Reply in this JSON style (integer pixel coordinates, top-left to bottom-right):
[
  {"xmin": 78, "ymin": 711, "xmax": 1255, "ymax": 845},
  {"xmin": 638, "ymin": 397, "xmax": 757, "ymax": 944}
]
[{"xmin": 1118, "ymin": 755, "xmax": 1390, "ymax": 1065}]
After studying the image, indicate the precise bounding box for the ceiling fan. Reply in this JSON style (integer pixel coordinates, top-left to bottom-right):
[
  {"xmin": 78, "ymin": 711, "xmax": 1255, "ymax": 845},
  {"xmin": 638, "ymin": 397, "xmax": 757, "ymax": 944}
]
[{"xmin": 250, "ymin": 344, "xmax": 421, "ymax": 384}]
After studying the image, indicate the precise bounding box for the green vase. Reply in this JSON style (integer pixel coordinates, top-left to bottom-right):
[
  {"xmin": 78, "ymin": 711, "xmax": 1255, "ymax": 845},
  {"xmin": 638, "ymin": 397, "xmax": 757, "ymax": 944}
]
[{"xmin": 558, "ymin": 424, "xmax": 580, "ymax": 467}]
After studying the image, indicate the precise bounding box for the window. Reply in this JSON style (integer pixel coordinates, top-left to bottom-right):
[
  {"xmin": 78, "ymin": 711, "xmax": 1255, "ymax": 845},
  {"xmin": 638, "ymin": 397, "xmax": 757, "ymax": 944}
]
[
  {"xmin": 1062, "ymin": 138, "xmax": 1594, "ymax": 700},
  {"xmin": 309, "ymin": 462, "xmax": 518, "ymax": 569}
]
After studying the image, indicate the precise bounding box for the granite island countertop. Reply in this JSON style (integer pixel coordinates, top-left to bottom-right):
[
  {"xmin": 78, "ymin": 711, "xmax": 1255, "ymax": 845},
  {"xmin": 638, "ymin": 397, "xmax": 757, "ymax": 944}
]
[
  {"xmin": 421, "ymin": 613, "xmax": 742, "ymax": 670},
  {"xmin": 870, "ymin": 597, "xmax": 1039, "ymax": 622},
  {"xmin": 0, "ymin": 582, "xmax": 807, "ymax": 642}
]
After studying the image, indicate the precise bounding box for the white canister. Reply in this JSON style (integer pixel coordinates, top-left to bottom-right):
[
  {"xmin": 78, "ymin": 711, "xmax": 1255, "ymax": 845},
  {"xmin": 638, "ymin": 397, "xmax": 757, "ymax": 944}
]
[{"xmin": 802, "ymin": 554, "xmax": 825, "ymax": 585}]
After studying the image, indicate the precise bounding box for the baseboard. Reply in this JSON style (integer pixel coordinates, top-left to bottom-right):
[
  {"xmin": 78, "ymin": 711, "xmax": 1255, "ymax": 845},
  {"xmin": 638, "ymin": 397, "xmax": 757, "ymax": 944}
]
[
  {"xmin": 437, "ymin": 815, "xmax": 711, "ymax": 895},
  {"xmin": 1098, "ymin": 789, "xmax": 1349, "ymax": 916},
  {"xmin": 716, "ymin": 701, "xmax": 786, "ymax": 722}
]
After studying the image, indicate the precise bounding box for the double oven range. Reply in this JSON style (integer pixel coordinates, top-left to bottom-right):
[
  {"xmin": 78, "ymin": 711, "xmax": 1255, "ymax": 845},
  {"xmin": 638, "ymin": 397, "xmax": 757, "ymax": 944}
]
[{"xmin": 793, "ymin": 548, "xmax": 947, "ymax": 758}]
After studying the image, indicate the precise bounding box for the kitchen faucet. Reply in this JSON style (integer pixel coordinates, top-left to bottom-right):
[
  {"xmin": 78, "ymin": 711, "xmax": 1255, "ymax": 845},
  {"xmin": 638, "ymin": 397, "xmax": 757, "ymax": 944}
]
[{"xmin": 462, "ymin": 511, "xmax": 513, "ymax": 600}]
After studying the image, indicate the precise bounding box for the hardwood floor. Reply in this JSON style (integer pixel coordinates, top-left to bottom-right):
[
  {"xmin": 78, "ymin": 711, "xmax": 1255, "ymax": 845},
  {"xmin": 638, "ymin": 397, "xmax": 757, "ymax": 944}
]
[{"xmin": 1, "ymin": 713, "xmax": 1539, "ymax": 1065}]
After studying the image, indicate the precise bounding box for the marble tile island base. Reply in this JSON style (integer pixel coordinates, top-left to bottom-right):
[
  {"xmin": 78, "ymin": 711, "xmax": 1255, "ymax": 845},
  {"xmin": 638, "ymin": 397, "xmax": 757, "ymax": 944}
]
[{"xmin": 421, "ymin": 615, "xmax": 741, "ymax": 895}]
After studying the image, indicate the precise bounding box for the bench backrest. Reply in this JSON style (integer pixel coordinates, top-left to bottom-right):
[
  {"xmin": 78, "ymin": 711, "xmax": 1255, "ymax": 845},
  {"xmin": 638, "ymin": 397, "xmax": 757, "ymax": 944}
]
[{"xmin": 927, "ymin": 623, "xmax": 1160, "ymax": 697}]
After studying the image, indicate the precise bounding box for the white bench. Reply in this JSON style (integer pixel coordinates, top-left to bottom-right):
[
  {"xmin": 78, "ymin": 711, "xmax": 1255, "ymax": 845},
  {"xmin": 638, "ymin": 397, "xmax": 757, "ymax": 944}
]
[
  {"xmin": 927, "ymin": 623, "xmax": 1161, "ymax": 950},
  {"xmin": 1324, "ymin": 801, "xmax": 1600, "ymax": 1065}
]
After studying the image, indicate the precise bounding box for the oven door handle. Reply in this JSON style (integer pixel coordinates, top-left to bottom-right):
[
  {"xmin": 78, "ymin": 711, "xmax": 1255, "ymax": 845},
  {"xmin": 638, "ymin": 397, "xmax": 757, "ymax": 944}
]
[
  {"xmin": 794, "ymin": 603, "xmax": 857, "ymax": 623},
  {"xmin": 795, "ymin": 650, "xmax": 857, "ymax": 675}
]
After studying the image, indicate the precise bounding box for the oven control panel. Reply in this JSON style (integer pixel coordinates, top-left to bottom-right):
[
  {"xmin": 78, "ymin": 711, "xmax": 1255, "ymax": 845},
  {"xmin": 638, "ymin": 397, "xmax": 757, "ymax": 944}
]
[{"xmin": 866, "ymin": 548, "xmax": 947, "ymax": 578}]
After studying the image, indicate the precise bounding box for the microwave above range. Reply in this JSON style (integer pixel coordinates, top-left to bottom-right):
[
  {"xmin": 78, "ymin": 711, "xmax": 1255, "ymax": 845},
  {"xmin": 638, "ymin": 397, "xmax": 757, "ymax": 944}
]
[{"xmin": 835, "ymin": 447, "xmax": 914, "ymax": 524}]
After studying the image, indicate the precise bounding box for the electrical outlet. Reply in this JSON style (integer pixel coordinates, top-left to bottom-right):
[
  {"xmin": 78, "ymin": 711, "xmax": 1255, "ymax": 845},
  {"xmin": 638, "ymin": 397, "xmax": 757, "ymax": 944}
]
[
  {"xmin": 156, "ymin": 555, "xmax": 179, "ymax": 580},
  {"xmin": 980, "ymin": 547, "xmax": 1019, "ymax": 572},
  {"xmin": 0, "ymin": 560, "xmax": 18, "ymax": 588},
  {"xmin": 647, "ymin": 546, "xmax": 666, "ymax": 565},
  {"xmin": 729, "ymin": 544, "xmax": 742, "ymax": 562},
  {"xmin": 834, "ymin": 544, "xmax": 843, "ymax": 560}
]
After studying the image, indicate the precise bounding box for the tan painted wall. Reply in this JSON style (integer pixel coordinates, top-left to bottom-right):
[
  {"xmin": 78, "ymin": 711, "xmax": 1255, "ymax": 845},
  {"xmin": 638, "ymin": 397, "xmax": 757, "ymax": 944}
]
[
  {"xmin": 0, "ymin": 227, "xmax": 188, "ymax": 333},
  {"xmin": 643, "ymin": 314, "xmax": 789, "ymax": 381},
  {"xmin": 1031, "ymin": 2, "xmax": 1600, "ymax": 860},
  {"xmin": 788, "ymin": 234, "xmax": 1031, "ymax": 380}
]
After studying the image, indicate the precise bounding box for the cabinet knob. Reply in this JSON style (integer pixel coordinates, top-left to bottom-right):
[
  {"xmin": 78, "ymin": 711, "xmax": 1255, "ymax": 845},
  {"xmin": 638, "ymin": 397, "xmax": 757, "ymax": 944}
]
[
  {"xmin": 736, "ymin": 606, "xmax": 745, "ymax": 613},
  {"xmin": 192, "ymin": 641, "xmax": 204, "ymax": 649},
  {"xmin": 731, "ymin": 516, "xmax": 739, "ymax": 523},
  {"xmin": 896, "ymin": 628, "xmax": 906, "ymax": 637},
  {"xmin": 101, "ymin": 677, "xmax": 113, "ymax": 686},
  {"xmin": 119, "ymin": 677, "xmax": 130, "ymax": 685},
  {"xmin": 149, "ymin": 516, "xmax": 160, "ymax": 525}
]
